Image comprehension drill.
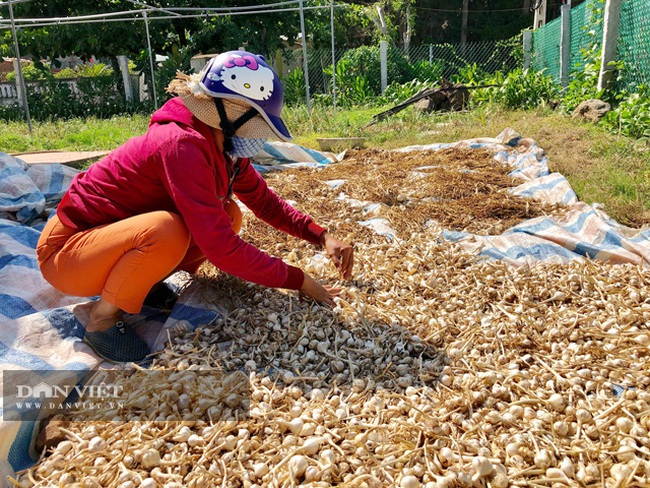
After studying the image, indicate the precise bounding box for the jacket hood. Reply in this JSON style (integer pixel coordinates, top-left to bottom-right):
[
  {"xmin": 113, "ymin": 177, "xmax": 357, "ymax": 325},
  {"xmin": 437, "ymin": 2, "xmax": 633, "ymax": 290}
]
[{"xmin": 149, "ymin": 97, "xmax": 205, "ymax": 130}]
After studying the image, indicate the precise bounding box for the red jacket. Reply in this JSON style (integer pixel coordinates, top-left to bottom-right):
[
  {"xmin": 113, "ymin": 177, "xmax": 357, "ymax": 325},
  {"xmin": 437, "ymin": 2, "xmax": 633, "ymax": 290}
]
[{"xmin": 57, "ymin": 97, "xmax": 326, "ymax": 290}]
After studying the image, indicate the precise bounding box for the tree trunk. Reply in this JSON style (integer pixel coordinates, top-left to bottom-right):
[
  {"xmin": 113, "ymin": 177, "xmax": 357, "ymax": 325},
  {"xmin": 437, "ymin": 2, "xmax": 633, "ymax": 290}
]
[
  {"xmin": 403, "ymin": 1, "xmax": 412, "ymax": 58},
  {"xmin": 370, "ymin": 4, "xmax": 389, "ymax": 37},
  {"xmin": 171, "ymin": 19, "xmax": 187, "ymax": 47}
]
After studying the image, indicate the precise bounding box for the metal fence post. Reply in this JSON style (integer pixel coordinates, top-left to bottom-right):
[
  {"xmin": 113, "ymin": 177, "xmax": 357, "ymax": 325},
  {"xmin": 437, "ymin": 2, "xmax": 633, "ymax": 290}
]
[
  {"xmin": 299, "ymin": 0, "xmax": 311, "ymax": 113},
  {"xmin": 330, "ymin": 0, "xmax": 336, "ymax": 110},
  {"xmin": 380, "ymin": 40, "xmax": 387, "ymax": 93},
  {"xmin": 143, "ymin": 11, "xmax": 158, "ymax": 109},
  {"xmin": 598, "ymin": 0, "xmax": 622, "ymax": 92},
  {"xmin": 523, "ymin": 29, "xmax": 533, "ymax": 70},
  {"xmin": 8, "ymin": 0, "xmax": 31, "ymax": 134},
  {"xmin": 560, "ymin": 0, "xmax": 571, "ymax": 88}
]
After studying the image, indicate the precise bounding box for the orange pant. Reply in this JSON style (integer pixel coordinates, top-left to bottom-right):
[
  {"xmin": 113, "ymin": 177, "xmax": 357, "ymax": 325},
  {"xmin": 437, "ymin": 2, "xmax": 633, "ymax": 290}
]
[{"xmin": 37, "ymin": 201, "xmax": 242, "ymax": 314}]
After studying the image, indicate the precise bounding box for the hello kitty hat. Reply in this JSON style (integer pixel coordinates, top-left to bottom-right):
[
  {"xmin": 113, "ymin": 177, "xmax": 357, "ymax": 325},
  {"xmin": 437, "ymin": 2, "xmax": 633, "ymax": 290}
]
[{"xmin": 199, "ymin": 50, "xmax": 291, "ymax": 141}]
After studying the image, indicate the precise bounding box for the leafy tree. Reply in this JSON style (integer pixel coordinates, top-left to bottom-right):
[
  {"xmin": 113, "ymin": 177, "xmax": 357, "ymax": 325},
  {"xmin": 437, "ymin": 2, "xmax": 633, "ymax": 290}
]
[
  {"xmin": 327, "ymin": 3, "xmax": 377, "ymax": 48},
  {"xmin": 413, "ymin": 0, "xmax": 536, "ymax": 44},
  {"xmin": 302, "ymin": 1, "xmax": 375, "ymax": 50},
  {"xmin": 0, "ymin": 1, "xmax": 157, "ymax": 62}
]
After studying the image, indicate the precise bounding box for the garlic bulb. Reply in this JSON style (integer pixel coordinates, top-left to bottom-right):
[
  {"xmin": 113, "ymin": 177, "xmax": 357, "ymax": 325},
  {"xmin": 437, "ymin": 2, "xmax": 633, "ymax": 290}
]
[
  {"xmin": 141, "ymin": 449, "xmax": 161, "ymax": 470},
  {"xmin": 288, "ymin": 455, "xmax": 308, "ymax": 478},
  {"xmin": 14, "ymin": 156, "xmax": 650, "ymax": 488},
  {"xmin": 400, "ymin": 475, "xmax": 420, "ymax": 488}
]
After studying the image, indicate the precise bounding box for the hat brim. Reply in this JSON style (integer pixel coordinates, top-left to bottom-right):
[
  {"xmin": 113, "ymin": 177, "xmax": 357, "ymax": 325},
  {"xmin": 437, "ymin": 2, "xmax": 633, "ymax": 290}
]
[
  {"xmin": 180, "ymin": 94, "xmax": 292, "ymax": 142},
  {"xmin": 266, "ymin": 113, "xmax": 292, "ymax": 141}
]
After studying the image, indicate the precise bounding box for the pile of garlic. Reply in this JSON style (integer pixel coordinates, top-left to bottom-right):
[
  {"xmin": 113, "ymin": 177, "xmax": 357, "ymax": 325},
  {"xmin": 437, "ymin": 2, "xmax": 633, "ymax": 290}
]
[{"xmin": 14, "ymin": 149, "xmax": 650, "ymax": 488}]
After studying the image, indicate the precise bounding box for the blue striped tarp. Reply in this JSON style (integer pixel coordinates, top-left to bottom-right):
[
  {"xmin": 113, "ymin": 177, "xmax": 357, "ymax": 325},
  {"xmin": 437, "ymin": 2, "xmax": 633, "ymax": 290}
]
[
  {"xmin": 0, "ymin": 154, "xmax": 215, "ymax": 484},
  {"xmin": 396, "ymin": 129, "xmax": 650, "ymax": 266},
  {"xmin": 251, "ymin": 141, "xmax": 340, "ymax": 172},
  {"xmin": 1, "ymin": 133, "xmax": 649, "ymax": 484},
  {"xmin": 0, "ymin": 142, "xmax": 341, "ymax": 484}
]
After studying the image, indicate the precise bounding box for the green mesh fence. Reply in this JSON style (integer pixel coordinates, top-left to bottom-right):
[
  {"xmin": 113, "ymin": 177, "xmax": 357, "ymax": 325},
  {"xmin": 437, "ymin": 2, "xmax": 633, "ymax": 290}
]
[
  {"xmin": 531, "ymin": 16, "xmax": 561, "ymax": 80},
  {"xmin": 569, "ymin": 0, "xmax": 602, "ymax": 74},
  {"xmin": 618, "ymin": 0, "xmax": 650, "ymax": 90},
  {"xmin": 530, "ymin": 0, "xmax": 650, "ymax": 90}
]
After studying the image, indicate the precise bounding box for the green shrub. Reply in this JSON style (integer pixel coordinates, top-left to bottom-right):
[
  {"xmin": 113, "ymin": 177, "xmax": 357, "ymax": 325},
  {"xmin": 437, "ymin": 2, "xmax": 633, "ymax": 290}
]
[
  {"xmin": 6, "ymin": 63, "xmax": 52, "ymax": 82},
  {"xmin": 559, "ymin": 0, "xmax": 609, "ymax": 112},
  {"xmin": 489, "ymin": 68, "xmax": 559, "ymax": 109},
  {"xmin": 283, "ymin": 68, "xmax": 307, "ymax": 106},
  {"xmin": 408, "ymin": 59, "xmax": 444, "ymax": 83},
  {"xmin": 469, "ymin": 71, "xmax": 505, "ymax": 105},
  {"xmin": 379, "ymin": 78, "xmax": 432, "ymax": 105},
  {"xmin": 604, "ymin": 84, "xmax": 650, "ymax": 139},
  {"xmin": 134, "ymin": 44, "xmax": 193, "ymax": 106},
  {"xmin": 54, "ymin": 62, "xmax": 115, "ymax": 79},
  {"xmin": 0, "ymin": 103, "xmax": 23, "ymax": 121},
  {"xmin": 77, "ymin": 63, "xmax": 114, "ymax": 78},
  {"xmin": 53, "ymin": 67, "xmax": 78, "ymax": 79},
  {"xmin": 560, "ymin": 44, "xmax": 605, "ymax": 113},
  {"xmin": 1, "ymin": 59, "xmax": 150, "ymax": 121},
  {"xmin": 452, "ymin": 63, "xmax": 489, "ymax": 85},
  {"xmin": 320, "ymin": 58, "xmax": 374, "ymax": 107},
  {"xmin": 333, "ymin": 46, "xmax": 382, "ymax": 95},
  {"xmin": 335, "ymin": 45, "xmax": 412, "ymax": 96},
  {"xmin": 7, "ymin": 75, "xmax": 149, "ymax": 122}
]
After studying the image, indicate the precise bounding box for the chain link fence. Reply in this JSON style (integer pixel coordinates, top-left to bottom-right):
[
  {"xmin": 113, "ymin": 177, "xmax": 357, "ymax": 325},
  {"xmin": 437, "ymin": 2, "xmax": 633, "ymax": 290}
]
[
  {"xmin": 2, "ymin": 36, "xmax": 522, "ymax": 117},
  {"xmin": 406, "ymin": 40, "xmax": 521, "ymax": 80},
  {"xmin": 274, "ymin": 38, "xmax": 522, "ymax": 106},
  {"xmin": 530, "ymin": 0, "xmax": 649, "ymax": 91}
]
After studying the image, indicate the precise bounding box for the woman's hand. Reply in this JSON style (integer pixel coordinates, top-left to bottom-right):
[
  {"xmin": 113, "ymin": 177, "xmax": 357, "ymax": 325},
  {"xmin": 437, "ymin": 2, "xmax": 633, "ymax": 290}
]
[
  {"xmin": 321, "ymin": 232, "xmax": 354, "ymax": 280},
  {"xmin": 300, "ymin": 272, "xmax": 341, "ymax": 307}
]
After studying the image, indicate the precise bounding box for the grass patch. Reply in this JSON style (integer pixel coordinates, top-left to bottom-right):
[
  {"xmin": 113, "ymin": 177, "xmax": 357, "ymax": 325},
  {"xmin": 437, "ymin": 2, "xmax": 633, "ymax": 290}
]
[
  {"xmin": 0, "ymin": 116, "xmax": 150, "ymax": 153},
  {"xmin": 1, "ymin": 104, "xmax": 648, "ymax": 225}
]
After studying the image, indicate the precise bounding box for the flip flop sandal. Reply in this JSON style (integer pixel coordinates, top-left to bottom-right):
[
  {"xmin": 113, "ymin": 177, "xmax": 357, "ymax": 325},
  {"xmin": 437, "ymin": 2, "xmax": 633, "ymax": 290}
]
[{"xmin": 83, "ymin": 321, "xmax": 150, "ymax": 363}]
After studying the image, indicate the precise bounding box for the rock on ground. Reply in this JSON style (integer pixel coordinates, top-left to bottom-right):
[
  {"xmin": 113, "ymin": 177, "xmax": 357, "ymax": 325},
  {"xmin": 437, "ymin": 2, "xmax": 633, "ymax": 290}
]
[{"xmin": 572, "ymin": 99, "xmax": 611, "ymax": 122}]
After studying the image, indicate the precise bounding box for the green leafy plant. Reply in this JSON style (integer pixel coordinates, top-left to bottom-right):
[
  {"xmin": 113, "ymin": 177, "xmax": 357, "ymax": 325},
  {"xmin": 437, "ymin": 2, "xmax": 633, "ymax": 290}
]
[
  {"xmin": 53, "ymin": 62, "xmax": 114, "ymax": 79},
  {"xmin": 0, "ymin": 74, "xmax": 149, "ymax": 122},
  {"xmin": 334, "ymin": 46, "xmax": 383, "ymax": 95},
  {"xmin": 469, "ymin": 71, "xmax": 505, "ymax": 104},
  {"xmin": 560, "ymin": 44, "xmax": 606, "ymax": 112},
  {"xmin": 347, "ymin": 75, "xmax": 374, "ymax": 106},
  {"xmin": 322, "ymin": 58, "xmax": 375, "ymax": 107},
  {"xmin": 451, "ymin": 62, "xmax": 488, "ymax": 85},
  {"xmin": 490, "ymin": 68, "xmax": 558, "ymax": 109},
  {"xmin": 53, "ymin": 67, "xmax": 78, "ymax": 79},
  {"xmin": 134, "ymin": 44, "xmax": 192, "ymax": 107},
  {"xmin": 604, "ymin": 84, "xmax": 650, "ymax": 139},
  {"xmin": 0, "ymin": 103, "xmax": 23, "ymax": 121},
  {"xmin": 333, "ymin": 45, "xmax": 412, "ymax": 96},
  {"xmin": 560, "ymin": 0, "xmax": 607, "ymax": 112},
  {"xmin": 283, "ymin": 68, "xmax": 307, "ymax": 106},
  {"xmin": 408, "ymin": 59, "xmax": 444, "ymax": 83},
  {"xmin": 379, "ymin": 78, "xmax": 431, "ymax": 105},
  {"xmin": 6, "ymin": 63, "xmax": 52, "ymax": 82}
]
